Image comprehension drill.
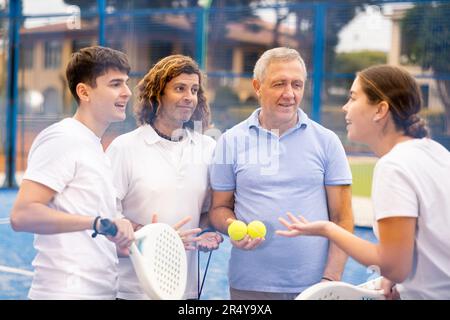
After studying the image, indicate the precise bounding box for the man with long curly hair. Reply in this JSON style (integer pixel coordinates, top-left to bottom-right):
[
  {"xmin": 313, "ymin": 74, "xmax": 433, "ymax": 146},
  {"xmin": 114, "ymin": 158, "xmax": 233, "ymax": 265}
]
[{"xmin": 106, "ymin": 55, "xmax": 222, "ymax": 300}]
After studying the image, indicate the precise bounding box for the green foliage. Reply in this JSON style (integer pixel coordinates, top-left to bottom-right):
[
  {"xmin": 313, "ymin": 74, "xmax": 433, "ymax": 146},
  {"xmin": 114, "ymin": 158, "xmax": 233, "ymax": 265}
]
[
  {"xmin": 401, "ymin": 3, "xmax": 450, "ymax": 71},
  {"xmin": 334, "ymin": 50, "xmax": 387, "ymax": 74},
  {"xmin": 325, "ymin": 51, "xmax": 386, "ymax": 113},
  {"xmin": 401, "ymin": 2, "xmax": 450, "ymax": 134}
]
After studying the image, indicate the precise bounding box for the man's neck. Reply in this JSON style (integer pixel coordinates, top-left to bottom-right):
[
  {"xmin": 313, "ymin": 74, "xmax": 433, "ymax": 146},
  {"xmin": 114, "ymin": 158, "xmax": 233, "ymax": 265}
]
[
  {"xmin": 258, "ymin": 111, "xmax": 298, "ymax": 136},
  {"xmin": 73, "ymin": 108, "xmax": 107, "ymax": 138},
  {"xmin": 152, "ymin": 117, "xmax": 185, "ymax": 140}
]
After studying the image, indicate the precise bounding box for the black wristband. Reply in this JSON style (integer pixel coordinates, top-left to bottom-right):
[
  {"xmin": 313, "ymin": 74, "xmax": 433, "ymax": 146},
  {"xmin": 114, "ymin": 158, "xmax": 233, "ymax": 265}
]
[
  {"xmin": 91, "ymin": 216, "xmax": 102, "ymax": 238},
  {"xmin": 321, "ymin": 276, "xmax": 334, "ymax": 282}
]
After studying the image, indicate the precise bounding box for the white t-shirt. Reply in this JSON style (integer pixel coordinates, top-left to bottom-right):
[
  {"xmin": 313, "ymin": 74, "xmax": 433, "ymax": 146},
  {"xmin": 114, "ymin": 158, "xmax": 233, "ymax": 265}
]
[
  {"xmin": 106, "ymin": 124, "xmax": 216, "ymax": 300},
  {"xmin": 24, "ymin": 118, "xmax": 120, "ymax": 300},
  {"xmin": 372, "ymin": 138, "xmax": 450, "ymax": 299}
]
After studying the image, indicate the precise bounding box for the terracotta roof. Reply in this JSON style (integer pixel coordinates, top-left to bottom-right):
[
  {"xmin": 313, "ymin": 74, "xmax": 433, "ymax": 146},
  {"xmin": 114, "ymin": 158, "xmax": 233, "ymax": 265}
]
[{"xmin": 19, "ymin": 14, "xmax": 298, "ymax": 46}]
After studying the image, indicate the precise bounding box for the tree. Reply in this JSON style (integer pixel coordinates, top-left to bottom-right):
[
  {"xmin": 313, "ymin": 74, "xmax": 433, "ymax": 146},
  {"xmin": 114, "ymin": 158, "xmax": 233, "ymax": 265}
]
[
  {"xmin": 333, "ymin": 50, "xmax": 386, "ymax": 89},
  {"xmin": 334, "ymin": 50, "xmax": 387, "ymax": 73},
  {"xmin": 64, "ymin": 0, "xmax": 373, "ymax": 65},
  {"xmin": 402, "ymin": 3, "xmax": 450, "ymax": 135},
  {"xmin": 262, "ymin": 1, "xmax": 377, "ymax": 69}
]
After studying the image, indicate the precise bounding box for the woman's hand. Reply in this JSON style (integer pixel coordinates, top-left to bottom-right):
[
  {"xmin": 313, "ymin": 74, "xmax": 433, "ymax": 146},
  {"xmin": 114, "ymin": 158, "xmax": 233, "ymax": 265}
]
[{"xmin": 276, "ymin": 212, "xmax": 331, "ymax": 237}]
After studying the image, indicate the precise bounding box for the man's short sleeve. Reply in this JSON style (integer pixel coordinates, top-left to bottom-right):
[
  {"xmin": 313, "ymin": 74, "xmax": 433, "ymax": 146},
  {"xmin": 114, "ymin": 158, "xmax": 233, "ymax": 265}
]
[
  {"xmin": 209, "ymin": 134, "xmax": 236, "ymax": 191},
  {"xmin": 23, "ymin": 136, "xmax": 76, "ymax": 193},
  {"xmin": 324, "ymin": 133, "xmax": 352, "ymax": 186}
]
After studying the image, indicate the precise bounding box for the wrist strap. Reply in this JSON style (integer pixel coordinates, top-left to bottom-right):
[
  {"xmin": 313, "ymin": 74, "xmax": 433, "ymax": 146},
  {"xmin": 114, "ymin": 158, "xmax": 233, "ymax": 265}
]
[
  {"xmin": 197, "ymin": 227, "xmax": 215, "ymax": 236},
  {"xmin": 91, "ymin": 216, "xmax": 102, "ymax": 238},
  {"xmin": 321, "ymin": 276, "xmax": 334, "ymax": 282}
]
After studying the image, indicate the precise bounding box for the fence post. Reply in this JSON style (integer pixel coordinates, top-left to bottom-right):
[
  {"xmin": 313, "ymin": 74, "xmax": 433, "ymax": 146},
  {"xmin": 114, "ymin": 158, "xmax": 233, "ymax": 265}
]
[
  {"xmin": 312, "ymin": 2, "xmax": 326, "ymax": 124},
  {"xmin": 97, "ymin": 0, "xmax": 106, "ymax": 46},
  {"xmin": 3, "ymin": 0, "xmax": 21, "ymax": 188},
  {"xmin": 197, "ymin": 0, "xmax": 212, "ymax": 70},
  {"xmin": 195, "ymin": 8, "xmax": 206, "ymax": 70}
]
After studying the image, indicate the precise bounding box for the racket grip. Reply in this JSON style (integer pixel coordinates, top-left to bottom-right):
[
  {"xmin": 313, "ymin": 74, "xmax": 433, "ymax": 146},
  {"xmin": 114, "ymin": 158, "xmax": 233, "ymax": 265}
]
[{"xmin": 100, "ymin": 218, "xmax": 118, "ymax": 237}]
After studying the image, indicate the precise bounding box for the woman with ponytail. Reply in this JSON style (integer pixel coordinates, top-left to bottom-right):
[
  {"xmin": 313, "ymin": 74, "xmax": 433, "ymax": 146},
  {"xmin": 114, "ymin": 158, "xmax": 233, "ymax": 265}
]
[{"xmin": 277, "ymin": 65, "xmax": 450, "ymax": 299}]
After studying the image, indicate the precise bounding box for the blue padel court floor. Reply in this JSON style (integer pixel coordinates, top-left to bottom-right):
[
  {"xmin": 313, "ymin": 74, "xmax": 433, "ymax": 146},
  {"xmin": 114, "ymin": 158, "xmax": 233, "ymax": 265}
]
[{"xmin": 0, "ymin": 189, "xmax": 378, "ymax": 300}]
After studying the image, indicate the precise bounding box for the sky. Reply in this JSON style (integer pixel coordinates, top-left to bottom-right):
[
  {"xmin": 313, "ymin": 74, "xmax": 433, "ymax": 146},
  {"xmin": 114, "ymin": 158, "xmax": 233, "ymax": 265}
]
[{"xmin": 22, "ymin": 0, "xmax": 396, "ymax": 53}]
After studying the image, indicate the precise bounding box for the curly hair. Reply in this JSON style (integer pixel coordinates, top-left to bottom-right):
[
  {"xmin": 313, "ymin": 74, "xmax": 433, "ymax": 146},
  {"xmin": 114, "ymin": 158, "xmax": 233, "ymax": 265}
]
[{"xmin": 134, "ymin": 55, "xmax": 210, "ymax": 131}]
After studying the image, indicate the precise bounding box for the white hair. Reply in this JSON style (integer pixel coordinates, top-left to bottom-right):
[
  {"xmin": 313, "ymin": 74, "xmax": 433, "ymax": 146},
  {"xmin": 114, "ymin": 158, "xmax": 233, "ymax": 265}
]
[{"xmin": 253, "ymin": 47, "xmax": 307, "ymax": 82}]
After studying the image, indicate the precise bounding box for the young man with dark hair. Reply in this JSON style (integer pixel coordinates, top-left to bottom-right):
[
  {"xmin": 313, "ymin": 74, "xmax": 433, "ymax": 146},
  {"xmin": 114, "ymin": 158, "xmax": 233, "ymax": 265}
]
[{"xmin": 11, "ymin": 46, "xmax": 135, "ymax": 300}]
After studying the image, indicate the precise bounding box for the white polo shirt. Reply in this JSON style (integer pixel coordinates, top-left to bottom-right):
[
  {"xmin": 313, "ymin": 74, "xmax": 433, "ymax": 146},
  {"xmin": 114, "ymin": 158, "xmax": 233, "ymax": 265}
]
[
  {"xmin": 106, "ymin": 124, "xmax": 216, "ymax": 300},
  {"xmin": 23, "ymin": 118, "xmax": 120, "ymax": 300}
]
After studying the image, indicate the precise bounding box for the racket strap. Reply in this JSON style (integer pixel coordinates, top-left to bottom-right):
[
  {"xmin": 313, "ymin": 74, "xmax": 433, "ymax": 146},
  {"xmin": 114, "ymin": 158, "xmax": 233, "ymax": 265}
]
[
  {"xmin": 196, "ymin": 228, "xmax": 216, "ymax": 299},
  {"xmin": 197, "ymin": 250, "xmax": 213, "ymax": 299}
]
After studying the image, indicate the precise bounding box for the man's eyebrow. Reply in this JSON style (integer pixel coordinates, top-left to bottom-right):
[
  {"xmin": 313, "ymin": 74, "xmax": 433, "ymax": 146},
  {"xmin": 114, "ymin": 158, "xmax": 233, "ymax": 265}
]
[
  {"xmin": 109, "ymin": 77, "xmax": 128, "ymax": 83},
  {"xmin": 172, "ymin": 82, "xmax": 199, "ymax": 86}
]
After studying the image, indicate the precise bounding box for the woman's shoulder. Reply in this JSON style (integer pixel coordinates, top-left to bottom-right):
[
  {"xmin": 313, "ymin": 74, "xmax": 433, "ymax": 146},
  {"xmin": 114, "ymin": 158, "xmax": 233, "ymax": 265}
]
[{"xmin": 377, "ymin": 138, "xmax": 448, "ymax": 172}]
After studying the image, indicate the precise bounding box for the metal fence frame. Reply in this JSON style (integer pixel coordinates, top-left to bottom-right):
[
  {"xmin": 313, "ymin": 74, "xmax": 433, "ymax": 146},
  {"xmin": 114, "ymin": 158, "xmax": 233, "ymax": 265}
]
[{"xmin": 1, "ymin": 0, "xmax": 445, "ymax": 188}]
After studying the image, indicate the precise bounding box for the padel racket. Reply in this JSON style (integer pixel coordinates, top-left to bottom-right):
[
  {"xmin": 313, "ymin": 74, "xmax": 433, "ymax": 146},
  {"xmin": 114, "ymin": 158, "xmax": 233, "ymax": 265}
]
[
  {"xmin": 296, "ymin": 277, "xmax": 385, "ymax": 300},
  {"xmin": 100, "ymin": 219, "xmax": 187, "ymax": 300}
]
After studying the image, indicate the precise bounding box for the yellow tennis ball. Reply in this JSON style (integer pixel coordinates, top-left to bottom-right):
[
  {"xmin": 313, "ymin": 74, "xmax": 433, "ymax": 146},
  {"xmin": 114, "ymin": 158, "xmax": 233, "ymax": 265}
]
[
  {"xmin": 227, "ymin": 220, "xmax": 248, "ymax": 241},
  {"xmin": 247, "ymin": 220, "xmax": 267, "ymax": 239}
]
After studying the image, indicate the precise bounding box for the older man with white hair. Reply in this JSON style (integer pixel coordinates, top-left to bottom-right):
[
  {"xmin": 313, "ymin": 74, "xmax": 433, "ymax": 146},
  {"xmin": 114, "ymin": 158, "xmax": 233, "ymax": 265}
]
[{"xmin": 209, "ymin": 47, "xmax": 354, "ymax": 300}]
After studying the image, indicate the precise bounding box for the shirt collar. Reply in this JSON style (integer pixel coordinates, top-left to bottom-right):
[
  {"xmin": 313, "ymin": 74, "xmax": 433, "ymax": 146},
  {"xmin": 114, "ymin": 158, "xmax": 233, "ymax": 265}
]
[
  {"xmin": 68, "ymin": 118, "xmax": 102, "ymax": 144},
  {"xmin": 141, "ymin": 124, "xmax": 195, "ymax": 145},
  {"xmin": 247, "ymin": 107, "xmax": 309, "ymax": 131}
]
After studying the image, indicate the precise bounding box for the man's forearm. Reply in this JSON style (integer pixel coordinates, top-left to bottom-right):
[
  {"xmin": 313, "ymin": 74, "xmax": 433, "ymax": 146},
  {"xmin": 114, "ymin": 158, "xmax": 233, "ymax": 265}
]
[
  {"xmin": 11, "ymin": 202, "xmax": 95, "ymax": 234},
  {"xmin": 208, "ymin": 206, "xmax": 236, "ymax": 235},
  {"xmin": 322, "ymin": 217, "xmax": 354, "ymax": 280}
]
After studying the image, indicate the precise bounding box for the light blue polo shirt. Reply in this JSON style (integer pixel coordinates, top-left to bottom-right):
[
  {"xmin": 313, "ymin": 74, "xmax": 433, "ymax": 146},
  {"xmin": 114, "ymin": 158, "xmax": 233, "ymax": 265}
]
[{"xmin": 210, "ymin": 107, "xmax": 352, "ymax": 293}]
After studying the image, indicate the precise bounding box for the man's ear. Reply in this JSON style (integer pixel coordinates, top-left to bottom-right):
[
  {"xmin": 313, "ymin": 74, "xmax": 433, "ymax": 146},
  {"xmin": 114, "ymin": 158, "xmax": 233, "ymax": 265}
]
[
  {"xmin": 76, "ymin": 83, "xmax": 90, "ymax": 102},
  {"xmin": 373, "ymin": 101, "xmax": 390, "ymax": 122},
  {"xmin": 252, "ymin": 79, "xmax": 261, "ymax": 98}
]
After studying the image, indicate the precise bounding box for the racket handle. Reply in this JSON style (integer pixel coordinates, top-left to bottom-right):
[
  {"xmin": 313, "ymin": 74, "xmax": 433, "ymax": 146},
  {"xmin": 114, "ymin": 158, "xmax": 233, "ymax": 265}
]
[{"xmin": 99, "ymin": 218, "xmax": 118, "ymax": 237}]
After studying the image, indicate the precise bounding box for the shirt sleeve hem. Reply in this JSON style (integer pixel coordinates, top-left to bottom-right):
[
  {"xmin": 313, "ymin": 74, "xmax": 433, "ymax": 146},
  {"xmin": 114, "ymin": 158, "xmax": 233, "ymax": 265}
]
[
  {"xmin": 324, "ymin": 179, "xmax": 352, "ymax": 185},
  {"xmin": 22, "ymin": 173, "xmax": 65, "ymax": 193},
  {"xmin": 211, "ymin": 185, "xmax": 236, "ymax": 191}
]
